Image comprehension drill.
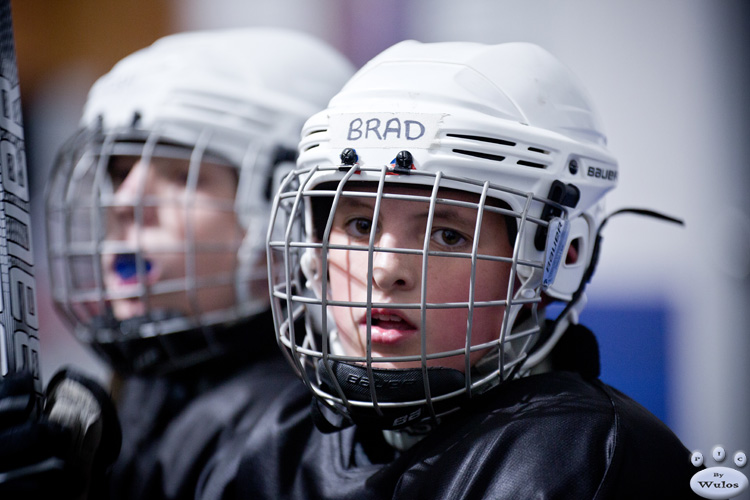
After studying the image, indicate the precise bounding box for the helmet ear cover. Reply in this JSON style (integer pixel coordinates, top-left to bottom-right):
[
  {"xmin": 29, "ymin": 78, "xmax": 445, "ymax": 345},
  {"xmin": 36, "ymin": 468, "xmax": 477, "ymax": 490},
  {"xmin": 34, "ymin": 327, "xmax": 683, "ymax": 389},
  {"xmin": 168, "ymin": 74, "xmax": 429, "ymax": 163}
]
[
  {"xmin": 534, "ymin": 180, "xmax": 580, "ymax": 251},
  {"xmin": 533, "ymin": 179, "xmax": 587, "ymax": 301},
  {"xmin": 544, "ymin": 215, "xmax": 591, "ymax": 301}
]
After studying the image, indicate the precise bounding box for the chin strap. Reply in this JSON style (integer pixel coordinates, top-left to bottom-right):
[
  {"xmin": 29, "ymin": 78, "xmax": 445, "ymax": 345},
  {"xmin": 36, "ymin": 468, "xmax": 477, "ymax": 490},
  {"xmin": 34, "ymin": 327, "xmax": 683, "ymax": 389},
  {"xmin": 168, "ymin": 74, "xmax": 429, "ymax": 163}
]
[{"xmin": 523, "ymin": 207, "xmax": 684, "ymax": 373}]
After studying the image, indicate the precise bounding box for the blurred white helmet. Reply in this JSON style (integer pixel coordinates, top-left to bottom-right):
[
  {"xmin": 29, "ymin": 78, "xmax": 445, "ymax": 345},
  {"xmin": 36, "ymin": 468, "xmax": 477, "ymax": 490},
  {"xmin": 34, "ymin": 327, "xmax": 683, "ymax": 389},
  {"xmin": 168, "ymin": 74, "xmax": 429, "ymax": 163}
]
[
  {"xmin": 268, "ymin": 40, "xmax": 617, "ymax": 429},
  {"xmin": 45, "ymin": 28, "xmax": 354, "ymax": 374}
]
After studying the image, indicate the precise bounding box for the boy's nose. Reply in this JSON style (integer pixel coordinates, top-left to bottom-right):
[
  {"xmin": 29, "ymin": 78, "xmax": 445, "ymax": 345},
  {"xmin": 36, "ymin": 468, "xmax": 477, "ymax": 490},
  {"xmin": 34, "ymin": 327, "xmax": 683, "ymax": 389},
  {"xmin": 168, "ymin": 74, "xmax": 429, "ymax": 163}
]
[
  {"xmin": 370, "ymin": 232, "xmax": 419, "ymax": 292},
  {"xmin": 108, "ymin": 161, "xmax": 158, "ymax": 237}
]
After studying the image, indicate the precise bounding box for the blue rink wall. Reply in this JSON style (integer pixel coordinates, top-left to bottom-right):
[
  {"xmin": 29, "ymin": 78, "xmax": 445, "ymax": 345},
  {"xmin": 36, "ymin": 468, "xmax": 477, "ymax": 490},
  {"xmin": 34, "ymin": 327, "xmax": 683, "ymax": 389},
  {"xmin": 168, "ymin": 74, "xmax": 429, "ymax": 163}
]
[{"xmin": 575, "ymin": 301, "xmax": 671, "ymax": 426}]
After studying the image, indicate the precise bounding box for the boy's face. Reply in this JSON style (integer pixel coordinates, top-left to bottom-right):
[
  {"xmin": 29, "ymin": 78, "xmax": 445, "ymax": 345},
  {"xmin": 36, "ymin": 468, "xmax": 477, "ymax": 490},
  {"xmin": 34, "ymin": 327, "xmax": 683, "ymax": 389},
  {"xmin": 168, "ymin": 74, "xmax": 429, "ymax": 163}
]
[
  {"xmin": 101, "ymin": 153, "xmax": 242, "ymax": 321},
  {"xmin": 326, "ymin": 184, "xmax": 513, "ymax": 372}
]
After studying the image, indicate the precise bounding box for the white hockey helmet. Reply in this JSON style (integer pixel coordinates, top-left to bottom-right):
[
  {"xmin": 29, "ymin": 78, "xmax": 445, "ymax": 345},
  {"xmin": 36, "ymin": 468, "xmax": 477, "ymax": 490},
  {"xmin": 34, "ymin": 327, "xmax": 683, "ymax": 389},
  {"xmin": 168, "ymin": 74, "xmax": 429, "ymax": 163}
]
[
  {"xmin": 268, "ymin": 41, "xmax": 617, "ymax": 429},
  {"xmin": 45, "ymin": 28, "xmax": 354, "ymax": 374}
]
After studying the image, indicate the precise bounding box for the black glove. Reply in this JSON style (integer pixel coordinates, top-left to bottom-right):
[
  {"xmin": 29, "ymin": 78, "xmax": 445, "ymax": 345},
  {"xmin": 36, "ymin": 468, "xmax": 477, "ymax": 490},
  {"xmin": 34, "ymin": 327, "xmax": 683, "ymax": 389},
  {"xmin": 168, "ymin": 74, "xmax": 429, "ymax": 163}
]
[{"xmin": 0, "ymin": 368, "xmax": 121, "ymax": 499}]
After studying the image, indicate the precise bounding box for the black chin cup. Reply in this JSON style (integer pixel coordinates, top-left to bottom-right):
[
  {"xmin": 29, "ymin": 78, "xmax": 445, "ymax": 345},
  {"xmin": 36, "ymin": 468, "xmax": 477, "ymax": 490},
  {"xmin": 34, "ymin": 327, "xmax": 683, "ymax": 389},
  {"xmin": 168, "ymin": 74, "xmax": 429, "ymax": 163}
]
[{"xmin": 316, "ymin": 360, "xmax": 466, "ymax": 430}]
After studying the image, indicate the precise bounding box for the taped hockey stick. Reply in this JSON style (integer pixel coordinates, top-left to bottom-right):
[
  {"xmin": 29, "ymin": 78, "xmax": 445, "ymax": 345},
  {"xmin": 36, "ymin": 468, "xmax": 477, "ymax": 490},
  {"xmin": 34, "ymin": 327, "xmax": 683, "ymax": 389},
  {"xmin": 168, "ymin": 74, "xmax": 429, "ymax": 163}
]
[{"xmin": 0, "ymin": 0, "xmax": 42, "ymax": 402}]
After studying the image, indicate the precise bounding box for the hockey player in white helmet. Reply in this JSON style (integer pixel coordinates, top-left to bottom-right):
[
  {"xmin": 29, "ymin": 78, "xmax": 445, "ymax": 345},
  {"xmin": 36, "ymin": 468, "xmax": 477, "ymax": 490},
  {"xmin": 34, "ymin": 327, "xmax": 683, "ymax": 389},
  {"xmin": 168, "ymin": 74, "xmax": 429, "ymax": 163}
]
[
  {"xmin": 0, "ymin": 28, "xmax": 353, "ymax": 499},
  {"xmin": 250, "ymin": 40, "xmax": 700, "ymax": 499},
  {"xmin": 47, "ymin": 28, "xmax": 353, "ymax": 376}
]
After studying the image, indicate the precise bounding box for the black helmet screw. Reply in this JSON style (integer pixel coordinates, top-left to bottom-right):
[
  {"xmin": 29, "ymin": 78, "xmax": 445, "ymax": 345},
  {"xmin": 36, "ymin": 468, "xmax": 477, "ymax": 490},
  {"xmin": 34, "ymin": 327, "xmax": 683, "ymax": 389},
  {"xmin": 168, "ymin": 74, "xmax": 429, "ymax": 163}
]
[
  {"xmin": 340, "ymin": 148, "xmax": 358, "ymax": 166},
  {"xmin": 568, "ymin": 159, "xmax": 579, "ymax": 175},
  {"xmin": 395, "ymin": 150, "xmax": 413, "ymax": 169}
]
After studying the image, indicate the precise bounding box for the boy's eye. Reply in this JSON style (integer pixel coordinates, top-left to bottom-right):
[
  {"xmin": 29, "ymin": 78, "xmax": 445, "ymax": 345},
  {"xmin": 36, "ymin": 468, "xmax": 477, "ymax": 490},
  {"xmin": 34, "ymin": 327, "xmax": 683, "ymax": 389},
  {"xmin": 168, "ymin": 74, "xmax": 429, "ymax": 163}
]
[
  {"xmin": 431, "ymin": 228, "xmax": 467, "ymax": 247},
  {"xmin": 345, "ymin": 217, "xmax": 373, "ymax": 237},
  {"xmin": 107, "ymin": 156, "xmax": 138, "ymax": 190},
  {"xmin": 163, "ymin": 164, "xmax": 191, "ymax": 186}
]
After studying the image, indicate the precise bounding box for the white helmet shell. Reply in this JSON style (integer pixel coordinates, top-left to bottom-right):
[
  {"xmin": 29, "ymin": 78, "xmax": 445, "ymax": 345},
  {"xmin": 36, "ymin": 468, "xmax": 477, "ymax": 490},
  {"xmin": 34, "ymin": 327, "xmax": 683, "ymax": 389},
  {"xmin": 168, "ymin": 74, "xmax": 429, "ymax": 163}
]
[{"xmin": 82, "ymin": 28, "xmax": 353, "ymax": 156}]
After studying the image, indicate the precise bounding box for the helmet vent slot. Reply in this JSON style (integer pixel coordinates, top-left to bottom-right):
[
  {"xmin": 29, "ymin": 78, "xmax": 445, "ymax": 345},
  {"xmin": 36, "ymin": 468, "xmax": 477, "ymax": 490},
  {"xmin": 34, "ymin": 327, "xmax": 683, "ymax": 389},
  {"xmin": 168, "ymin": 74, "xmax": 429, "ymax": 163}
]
[
  {"xmin": 452, "ymin": 149, "xmax": 505, "ymax": 162},
  {"xmin": 448, "ymin": 133, "xmax": 548, "ymax": 168},
  {"xmin": 528, "ymin": 146, "xmax": 549, "ymax": 154},
  {"xmin": 446, "ymin": 133, "xmax": 515, "ymax": 146},
  {"xmin": 516, "ymin": 160, "xmax": 546, "ymax": 169},
  {"xmin": 306, "ymin": 128, "xmax": 328, "ymax": 137}
]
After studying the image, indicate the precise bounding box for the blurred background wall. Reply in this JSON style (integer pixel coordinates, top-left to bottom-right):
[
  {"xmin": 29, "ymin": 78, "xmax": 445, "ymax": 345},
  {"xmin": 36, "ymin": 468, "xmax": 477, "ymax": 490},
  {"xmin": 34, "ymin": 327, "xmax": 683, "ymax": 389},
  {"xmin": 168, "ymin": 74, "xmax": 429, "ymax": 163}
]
[{"xmin": 11, "ymin": 0, "xmax": 749, "ymax": 490}]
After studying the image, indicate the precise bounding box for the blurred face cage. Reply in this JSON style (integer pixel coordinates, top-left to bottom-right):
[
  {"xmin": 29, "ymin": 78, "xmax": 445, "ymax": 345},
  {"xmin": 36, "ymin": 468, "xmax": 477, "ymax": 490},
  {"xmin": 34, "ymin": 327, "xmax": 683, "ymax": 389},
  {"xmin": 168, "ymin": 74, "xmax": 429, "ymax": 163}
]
[
  {"xmin": 45, "ymin": 124, "xmax": 274, "ymax": 374},
  {"xmin": 43, "ymin": 28, "xmax": 357, "ymax": 375},
  {"xmin": 267, "ymin": 159, "xmax": 577, "ymax": 430}
]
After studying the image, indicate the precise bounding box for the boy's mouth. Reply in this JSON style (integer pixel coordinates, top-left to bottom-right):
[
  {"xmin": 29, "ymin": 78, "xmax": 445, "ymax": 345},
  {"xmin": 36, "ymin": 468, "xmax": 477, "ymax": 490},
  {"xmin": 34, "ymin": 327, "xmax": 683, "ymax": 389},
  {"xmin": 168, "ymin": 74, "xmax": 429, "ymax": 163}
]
[
  {"xmin": 112, "ymin": 253, "xmax": 155, "ymax": 285},
  {"xmin": 361, "ymin": 309, "xmax": 419, "ymax": 345}
]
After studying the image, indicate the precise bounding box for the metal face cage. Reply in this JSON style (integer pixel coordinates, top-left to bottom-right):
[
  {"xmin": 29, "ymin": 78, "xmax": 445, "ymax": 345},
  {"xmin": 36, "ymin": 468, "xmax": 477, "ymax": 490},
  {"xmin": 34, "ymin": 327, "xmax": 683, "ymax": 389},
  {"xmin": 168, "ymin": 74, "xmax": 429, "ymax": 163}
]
[{"xmin": 267, "ymin": 162, "xmax": 572, "ymax": 429}]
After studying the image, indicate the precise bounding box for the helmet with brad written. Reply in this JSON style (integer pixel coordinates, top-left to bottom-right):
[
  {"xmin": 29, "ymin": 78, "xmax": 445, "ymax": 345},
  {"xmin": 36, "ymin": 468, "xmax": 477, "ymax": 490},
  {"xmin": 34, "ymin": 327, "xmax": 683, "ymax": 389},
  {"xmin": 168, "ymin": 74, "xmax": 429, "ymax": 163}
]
[{"xmin": 267, "ymin": 40, "xmax": 617, "ymax": 430}]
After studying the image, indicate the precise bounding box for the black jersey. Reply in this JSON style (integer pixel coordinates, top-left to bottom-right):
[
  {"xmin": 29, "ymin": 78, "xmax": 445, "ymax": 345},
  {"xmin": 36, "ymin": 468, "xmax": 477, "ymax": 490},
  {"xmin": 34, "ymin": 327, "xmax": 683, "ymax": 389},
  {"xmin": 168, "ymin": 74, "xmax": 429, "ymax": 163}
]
[
  {"xmin": 200, "ymin": 325, "xmax": 701, "ymax": 499},
  {"xmin": 106, "ymin": 310, "xmax": 299, "ymax": 500}
]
